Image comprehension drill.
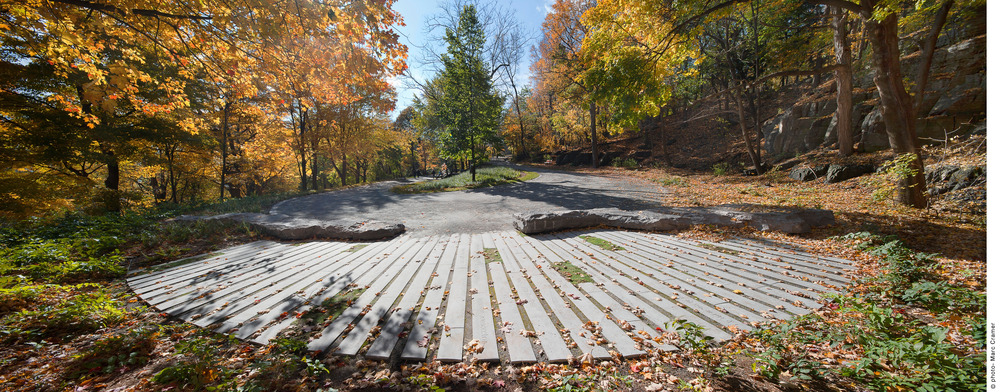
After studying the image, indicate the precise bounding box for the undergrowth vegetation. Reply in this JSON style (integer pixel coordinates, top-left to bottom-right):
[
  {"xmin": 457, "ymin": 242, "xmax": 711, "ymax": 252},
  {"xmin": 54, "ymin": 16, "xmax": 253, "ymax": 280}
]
[
  {"xmin": 0, "ymin": 194, "xmax": 308, "ymax": 390},
  {"xmin": 747, "ymin": 232, "xmax": 985, "ymax": 391}
]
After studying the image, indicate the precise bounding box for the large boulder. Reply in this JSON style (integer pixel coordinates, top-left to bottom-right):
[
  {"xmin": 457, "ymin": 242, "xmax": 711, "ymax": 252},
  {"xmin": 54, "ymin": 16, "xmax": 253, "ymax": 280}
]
[
  {"xmin": 789, "ymin": 165, "xmax": 829, "ymax": 181},
  {"xmin": 173, "ymin": 213, "xmax": 404, "ymax": 241},
  {"xmin": 514, "ymin": 206, "xmax": 834, "ymax": 235},
  {"xmin": 826, "ymin": 164, "xmax": 875, "ymax": 183}
]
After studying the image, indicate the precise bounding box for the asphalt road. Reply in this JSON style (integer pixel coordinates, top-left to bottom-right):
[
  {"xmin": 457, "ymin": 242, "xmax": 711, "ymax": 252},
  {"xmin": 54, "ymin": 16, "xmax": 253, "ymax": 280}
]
[{"xmin": 270, "ymin": 164, "xmax": 669, "ymax": 236}]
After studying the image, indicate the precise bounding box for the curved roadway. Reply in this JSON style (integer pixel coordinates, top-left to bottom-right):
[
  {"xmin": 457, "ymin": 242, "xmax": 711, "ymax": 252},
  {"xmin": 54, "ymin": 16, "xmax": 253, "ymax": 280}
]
[{"xmin": 271, "ymin": 165, "xmax": 669, "ymax": 236}]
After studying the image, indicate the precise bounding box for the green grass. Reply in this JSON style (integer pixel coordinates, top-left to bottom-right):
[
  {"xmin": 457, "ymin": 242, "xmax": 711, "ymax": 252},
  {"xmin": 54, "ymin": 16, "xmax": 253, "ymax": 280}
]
[
  {"xmin": 552, "ymin": 261, "xmax": 594, "ymax": 285},
  {"xmin": 300, "ymin": 289, "xmax": 363, "ymax": 326},
  {"xmin": 659, "ymin": 175, "xmax": 690, "ymax": 187},
  {"xmin": 697, "ymin": 243, "xmax": 741, "ymax": 256},
  {"xmin": 345, "ymin": 244, "xmax": 368, "ymax": 253},
  {"xmin": 483, "ymin": 248, "xmax": 501, "ymax": 264},
  {"xmin": 579, "ymin": 235, "xmax": 624, "ymax": 251},
  {"xmin": 390, "ymin": 166, "xmax": 539, "ymax": 194}
]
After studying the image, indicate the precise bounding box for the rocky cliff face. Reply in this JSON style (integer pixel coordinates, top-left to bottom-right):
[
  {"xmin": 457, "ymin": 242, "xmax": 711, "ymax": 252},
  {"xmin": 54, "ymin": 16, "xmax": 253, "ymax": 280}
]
[{"xmin": 762, "ymin": 32, "xmax": 985, "ymax": 157}]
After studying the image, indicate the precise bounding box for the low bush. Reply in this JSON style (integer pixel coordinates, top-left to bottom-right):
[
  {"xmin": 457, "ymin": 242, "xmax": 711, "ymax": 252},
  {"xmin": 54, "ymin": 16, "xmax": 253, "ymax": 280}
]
[
  {"xmin": 67, "ymin": 327, "xmax": 160, "ymax": 379},
  {"xmin": 750, "ymin": 232, "xmax": 985, "ymax": 391},
  {"xmin": 611, "ymin": 157, "xmax": 639, "ymax": 170},
  {"xmin": 0, "ymin": 288, "xmax": 129, "ymax": 342}
]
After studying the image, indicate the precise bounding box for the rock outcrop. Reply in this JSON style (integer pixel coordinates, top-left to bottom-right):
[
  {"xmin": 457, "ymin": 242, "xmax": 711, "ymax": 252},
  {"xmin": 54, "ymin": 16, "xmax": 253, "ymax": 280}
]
[
  {"xmin": 514, "ymin": 206, "xmax": 835, "ymax": 235},
  {"xmin": 763, "ymin": 34, "xmax": 986, "ymax": 157}
]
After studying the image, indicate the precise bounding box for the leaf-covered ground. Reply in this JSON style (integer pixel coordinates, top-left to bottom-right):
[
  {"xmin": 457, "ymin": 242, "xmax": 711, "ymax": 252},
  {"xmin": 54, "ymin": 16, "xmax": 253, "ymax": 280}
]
[{"xmin": 0, "ymin": 142, "xmax": 985, "ymax": 391}]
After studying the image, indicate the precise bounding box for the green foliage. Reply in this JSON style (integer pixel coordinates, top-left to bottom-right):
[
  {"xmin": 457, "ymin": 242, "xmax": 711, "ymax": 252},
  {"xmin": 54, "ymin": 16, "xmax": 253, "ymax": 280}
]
[
  {"xmin": 392, "ymin": 167, "xmax": 535, "ymax": 193},
  {"xmin": 152, "ymin": 335, "xmax": 239, "ymax": 391},
  {"xmin": 0, "ymin": 288, "xmax": 128, "ymax": 342},
  {"xmin": 68, "ymin": 327, "xmax": 159, "ymax": 379},
  {"xmin": 670, "ymin": 319, "xmax": 715, "ymax": 355},
  {"xmin": 579, "ymin": 235, "xmax": 624, "ymax": 251},
  {"xmin": 426, "ymin": 5, "xmax": 505, "ymax": 173},
  {"xmin": 868, "ymin": 153, "xmax": 920, "ymax": 202},
  {"xmin": 711, "ymin": 162, "xmax": 730, "ymax": 176},
  {"xmin": 407, "ymin": 374, "xmax": 446, "ymax": 392},
  {"xmin": 902, "ymin": 281, "xmax": 985, "ymax": 314},
  {"xmin": 345, "ymin": 244, "xmax": 368, "ymax": 253},
  {"xmin": 545, "ymin": 367, "xmax": 632, "ymax": 392},
  {"xmin": 0, "ymin": 239, "xmax": 124, "ymax": 283},
  {"xmin": 697, "ymin": 243, "xmax": 741, "ymax": 256},
  {"xmin": 753, "ymin": 296, "xmax": 984, "ymax": 390},
  {"xmin": 552, "ymin": 261, "xmax": 594, "ymax": 285},
  {"xmin": 659, "ymin": 175, "xmax": 690, "ymax": 187},
  {"xmin": 301, "ymin": 356, "xmax": 329, "ymax": 376},
  {"xmin": 483, "ymin": 248, "xmax": 501, "ymax": 264},
  {"xmin": 753, "ymin": 233, "xmax": 985, "ymax": 391},
  {"xmin": 610, "ymin": 157, "xmax": 638, "ymax": 169}
]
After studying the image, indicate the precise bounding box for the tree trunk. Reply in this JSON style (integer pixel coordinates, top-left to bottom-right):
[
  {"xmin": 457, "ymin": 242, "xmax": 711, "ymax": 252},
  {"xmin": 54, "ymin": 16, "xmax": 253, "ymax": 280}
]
[
  {"xmin": 310, "ymin": 141, "xmax": 319, "ymax": 191},
  {"xmin": 730, "ymin": 88, "xmax": 764, "ymax": 175},
  {"xmin": 339, "ymin": 153, "xmax": 348, "ymax": 186},
  {"xmin": 867, "ymin": 13, "xmax": 928, "ymax": 208},
  {"xmin": 103, "ymin": 150, "xmax": 121, "ymax": 212},
  {"xmin": 220, "ymin": 101, "xmax": 230, "ymax": 201},
  {"xmin": 167, "ymin": 146, "xmax": 177, "ymax": 203},
  {"xmin": 589, "ymin": 101, "xmax": 598, "ymax": 168},
  {"xmin": 914, "ymin": 0, "xmax": 954, "ymax": 114},
  {"xmin": 298, "ymin": 108, "xmax": 309, "ymax": 191},
  {"xmin": 832, "ymin": 6, "xmax": 854, "ymax": 156}
]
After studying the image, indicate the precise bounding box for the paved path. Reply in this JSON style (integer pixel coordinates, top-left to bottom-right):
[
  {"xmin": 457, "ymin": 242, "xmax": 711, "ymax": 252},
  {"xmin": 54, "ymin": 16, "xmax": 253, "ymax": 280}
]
[
  {"xmin": 270, "ymin": 165, "xmax": 667, "ymax": 236},
  {"xmin": 128, "ymin": 230, "xmax": 853, "ymax": 363}
]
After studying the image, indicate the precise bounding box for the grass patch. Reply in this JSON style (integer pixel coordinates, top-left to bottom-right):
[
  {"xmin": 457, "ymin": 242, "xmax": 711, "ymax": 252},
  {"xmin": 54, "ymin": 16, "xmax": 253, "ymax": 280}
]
[
  {"xmin": 579, "ymin": 235, "xmax": 624, "ymax": 251},
  {"xmin": 390, "ymin": 166, "xmax": 538, "ymax": 194},
  {"xmin": 483, "ymin": 248, "xmax": 501, "ymax": 264},
  {"xmin": 697, "ymin": 243, "xmax": 741, "ymax": 256},
  {"xmin": 300, "ymin": 289, "xmax": 363, "ymax": 326},
  {"xmin": 553, "ymin": 261, "xmax": 594, "ymax": 285},
  {"xmin": 659, "ymin": 175, "xmax": 689, "ymax": 187},
  {"xmin": 345, "ymin": 244, "xmax": 368, "ymax": 253}
]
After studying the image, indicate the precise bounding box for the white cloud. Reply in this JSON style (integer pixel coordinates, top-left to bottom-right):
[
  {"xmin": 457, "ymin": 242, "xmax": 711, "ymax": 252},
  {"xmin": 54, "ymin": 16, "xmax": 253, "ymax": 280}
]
[{"xmin": 536, "ymin": 0, "xmax": 555, "ymax": 15}]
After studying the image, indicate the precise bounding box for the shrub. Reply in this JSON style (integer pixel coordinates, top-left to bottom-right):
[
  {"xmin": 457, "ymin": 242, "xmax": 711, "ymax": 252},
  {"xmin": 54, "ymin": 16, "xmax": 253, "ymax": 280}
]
[
  {"xmin": 659, "ymin": 175, "xmax": 689, "ymax": 187},
  {"xmin": 752, "ymin": 233, "xmax": 986, "ymax": 391},
  {"xmin": 67, "ymin": 327, "xmax": 159, "ymax": 379},
  {"xmin": 611, "ymin": 157, "xmax": 639, "ymax": 170},
  {"xmin": 0, "ymin": 288, "xmax": 128, "ymax": 342},
  {"xmin": 153, "ymin": 335, "xmax": 240, "ymax": 390},
  {"xmin": 712, "ymin": 162, "xmax": 730, "ymax": 176}
]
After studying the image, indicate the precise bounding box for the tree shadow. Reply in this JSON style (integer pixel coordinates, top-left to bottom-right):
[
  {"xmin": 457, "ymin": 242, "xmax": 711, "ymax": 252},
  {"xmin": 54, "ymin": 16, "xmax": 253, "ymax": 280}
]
[
  {"xmin": 824, "ymin": 210, "xmax": 986, "ymax": 262},
  {"xmin": 470, "ymin": 168, "xmax": 668, "ymax": 212}
]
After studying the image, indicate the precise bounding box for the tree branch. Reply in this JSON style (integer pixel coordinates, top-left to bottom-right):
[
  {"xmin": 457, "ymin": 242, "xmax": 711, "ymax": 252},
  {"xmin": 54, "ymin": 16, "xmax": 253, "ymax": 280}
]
[
  {"xmin": 49, "ymin": 0, "xmax": 213, "ymax": 20},
  {"xmin": 802, "ymin": 0, "xmax": 867, "ymax": 17}
]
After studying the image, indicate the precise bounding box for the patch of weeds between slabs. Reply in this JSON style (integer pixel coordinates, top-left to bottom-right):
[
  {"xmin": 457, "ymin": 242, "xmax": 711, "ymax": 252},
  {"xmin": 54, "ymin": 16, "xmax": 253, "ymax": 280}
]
[
  {"xmin": 300, "ymin": 289, "xmax": 363, "ymax": 326},
  {"xmin": 345, "ymin": 244, "xmax": 368, "ymax": 253},
  {"xmin": 483, "ymin": 248, "xmax": 501, "ymax": 264},
  {"xmin": 553, "ymin": 261, "xmax": 594, "ymax": 285},
  {"xmin": 579, "ymin": 235, "xmax": 624, "ymax": 251},
  {"xmin": 698, "ymin": 243, "xmax": 741, "ymax": 256}
]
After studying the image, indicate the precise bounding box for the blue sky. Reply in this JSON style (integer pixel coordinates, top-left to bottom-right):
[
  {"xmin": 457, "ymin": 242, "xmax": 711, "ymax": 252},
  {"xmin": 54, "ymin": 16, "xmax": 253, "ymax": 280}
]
[{"xmin": 389, "ymin": 0, "xmax": 554, "ymax": 117}]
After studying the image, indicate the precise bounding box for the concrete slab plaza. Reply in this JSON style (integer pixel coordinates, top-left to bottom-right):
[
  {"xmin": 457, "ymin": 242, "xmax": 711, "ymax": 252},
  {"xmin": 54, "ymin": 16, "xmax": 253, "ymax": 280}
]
[{"xmin": 127, "ymin": 229, "xmax": 852, "ymax": 364}]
